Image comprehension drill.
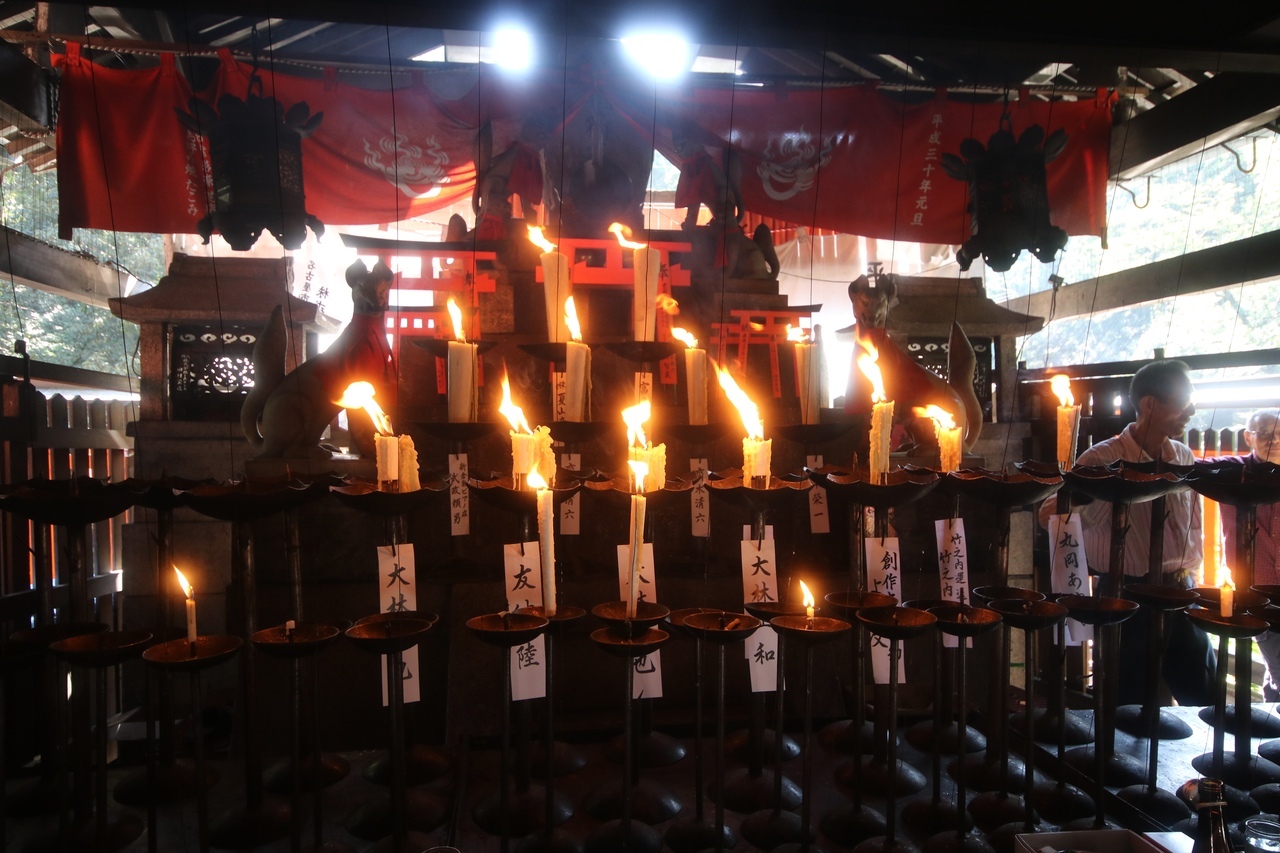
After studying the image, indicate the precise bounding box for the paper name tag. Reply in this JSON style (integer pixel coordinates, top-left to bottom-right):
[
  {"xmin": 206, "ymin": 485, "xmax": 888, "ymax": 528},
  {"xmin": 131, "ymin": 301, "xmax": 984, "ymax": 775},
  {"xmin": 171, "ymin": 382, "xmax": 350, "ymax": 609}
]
[
  {"xmin": 1049, "ymin": 513, "xmax": 1092, "ymax": 645},
  {"xmin": 807, "ymin": 454, "xmax": 829, "ymax": 534},
  {"xmin": 559, "ymin": 453, "xmax": 581, "ymax": 535},
  {"xmin": 934, "ymin": 518, "xmax": 970, "ymax": 648},
  {"xmin": 745, "ymin": 626, "xmax": 780, "ymax": 692},
  {"xmin": 615, "ymin": 542, "xmax": 662, "ymax": 698},
  {"xmin": 691, "ymin": 459, "xmax": 709, "ymax": 538},
  {"xmin": 866, "ymin": 537, "xmax": 901, "ymax": 679},
  {"xmin": 448, "ymin": 454, "xmax": 470, "ymax": 536},
  {"xmin": 741, "ymin": 538, "xmax": 780, "ymax": 607},
  {"xmin": 378, "ymin": 545, "xmax": 420, "ymax": 705}
]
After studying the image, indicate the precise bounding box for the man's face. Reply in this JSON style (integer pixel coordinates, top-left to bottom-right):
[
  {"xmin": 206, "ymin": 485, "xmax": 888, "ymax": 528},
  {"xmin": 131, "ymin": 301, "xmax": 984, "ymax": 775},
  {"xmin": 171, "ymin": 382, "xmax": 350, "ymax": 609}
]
[
  {"xmin": 1142, "ymin": 380, "xmax": 1196, "ymax": 440},
  {"xmin": 1247, "ymin": 416, "xmax": 1280, "ymax": 463}
]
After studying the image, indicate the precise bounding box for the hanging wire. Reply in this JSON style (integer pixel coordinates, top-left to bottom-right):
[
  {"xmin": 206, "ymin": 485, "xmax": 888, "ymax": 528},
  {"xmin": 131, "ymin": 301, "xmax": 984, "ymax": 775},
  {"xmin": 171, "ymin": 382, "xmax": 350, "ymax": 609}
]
[{"xmin": 0, "ymin": 164, "xmax": 28, "ymax": 341}]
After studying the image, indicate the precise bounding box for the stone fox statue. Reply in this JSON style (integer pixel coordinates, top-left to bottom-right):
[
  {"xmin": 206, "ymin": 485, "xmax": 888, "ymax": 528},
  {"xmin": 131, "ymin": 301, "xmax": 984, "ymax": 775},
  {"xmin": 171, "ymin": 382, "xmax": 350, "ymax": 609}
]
[{"xmin": 241, "ymin": 259, "xmax": 397, "ymax": 459}]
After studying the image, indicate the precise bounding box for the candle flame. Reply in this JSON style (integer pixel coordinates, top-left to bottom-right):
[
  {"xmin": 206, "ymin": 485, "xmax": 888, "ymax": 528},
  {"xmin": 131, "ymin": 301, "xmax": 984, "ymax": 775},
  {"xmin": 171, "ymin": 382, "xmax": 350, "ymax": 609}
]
[
  {"xmin": 446, "ymin": 297, "xmax": 466, "ymax": 342},
  {"xmin": 499, "ymin": 370, "xmax": 531, "ymax": 434},
  {"xmin": 527, "ymin": 463, "xmax": 548, "ymax": 490},
  {"xmin": 565, "ymin": 296, "xmax": 583, "ymax": 342},
  {"xmin": 656, "ymin": 293, "xmax": 680, "ymax": 315},
  {"xmin": 670, "ymin": 327, "xmax": 699, "ymax": 349},
  {"xmin": 786, "ymin": 324, "xmax": 809, "ymax": 343},
  {"xmin": 912, "ymin": 404, "xmax": 956, "ymax": 430},
  {"xmin": 174, "ymin": 566, "xmax": 193, "ymax": 599},
  {"xmin": 627, "ymin": 459, "xmax": 649, "ymax": 493},
  {"xmin": 1050, "ymin": 374, "xmax": 1074, "ymax": 408},
  {"xmin": 622, "ymin": 400, "xmax": 651, "ymax": 449},
  {"xmin": 856, "ymin": 336, "xmax": 887, "ymax": 403},
  {"xmin": 336, "ymin": 381, "xmax": 393, "ymax": 436},
  {"xmin": 718, "ymin": 368, "xmax": 764, "ymax": 440},
  {"xmin": 800, "ymin": 579, "xmax": 814, "ymax": 610},
  {"xmin": 608, "ymin": 222, "xmax": 648, "ymax": 250},
  {"xmin": 527, "ymin": 225, "xmax": 556, "ymax": 254}
]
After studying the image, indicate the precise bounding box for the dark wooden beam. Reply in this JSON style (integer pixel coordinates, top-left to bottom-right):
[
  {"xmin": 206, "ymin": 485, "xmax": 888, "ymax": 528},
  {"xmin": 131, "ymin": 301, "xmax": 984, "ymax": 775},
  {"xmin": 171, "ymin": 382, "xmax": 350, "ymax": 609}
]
[
  {"xmin": 1111, "ymin": 73, "xmax": 1280, "ymax": 179},
  {"xmin": 1002, "ymin": 229, "xmax": 1280, "ymax": 322},
  {"xmin": 0, "ymin": 226, "xmax": 128, "ymax": 309},
  {"xmin": 0, "ymin": 37, "xmax": 51, "ymax": 130}
]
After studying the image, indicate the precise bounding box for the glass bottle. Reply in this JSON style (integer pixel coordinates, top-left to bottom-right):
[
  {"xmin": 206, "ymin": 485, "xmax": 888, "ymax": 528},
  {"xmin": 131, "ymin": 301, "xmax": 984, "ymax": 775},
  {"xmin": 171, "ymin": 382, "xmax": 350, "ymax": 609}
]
[{"xmin": 1192, "ymin": 777, "xmax": 1232, "ymax": 853}]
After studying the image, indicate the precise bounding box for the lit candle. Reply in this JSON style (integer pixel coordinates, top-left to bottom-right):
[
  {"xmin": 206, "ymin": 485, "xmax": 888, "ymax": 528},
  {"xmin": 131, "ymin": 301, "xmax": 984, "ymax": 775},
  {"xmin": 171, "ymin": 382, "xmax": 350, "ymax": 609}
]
[
  {"xmin": 610, "ymin": 223, "xmax": 661, "ymax": 343},
  {"xmin": 337, "ymin": 381, "xmax": 399, "ymax": 490},
  {"xmin": 857, "ymin": 336, "xmax": 893, "ymax": 483},
  {"xmin": 529, "ymin": 226, "xmax": 572, "ymax": 343},
  {"xmin": 528, "ymin": 464, "xmax": 556, "ymax": 617},
  {"xmin": 622, "ymin": 400, "xmax": 666, "ymax": 492},
  {"xmin": 1221, "ymin": 577, "xmax": 1235, "ymax": 619},
  {"xmin": 174, "ymin": 566, "xmax": 197, "ymax": 645},
  {"xmin": 789, "ymin": 325, "xmax": 822, "ymax": 425},
  {"xmin": 913, "ymin": 405, "xmax": 962, "ymax": 473},
  {"xmin": 801, "ymin": 579, "xmax": 815, "ymax": 629},
  {"xmin": 446, "ymin": 297, "xmax": 479, "ymax": 423},
  {"xmin": 397, "ymin": 435, "xmax": 420, "ymax": 492},
  {"xmin": 718, "ymin": 368, "xmax": 771, "ymax": 488},
  {"xmin": 1050, "ymin": 374, "xmax": 1082, "ymax": 470},
  {"xmin": 563, "ymin": 296, "xmax": 591, "ymax": 423},
  {"xmin": 627, "ymin": 460, "xmax": 647, "ymax": 619},
  {"xmin": 672, "ymin": 327, "xmax": 708, "ymax": 426}
]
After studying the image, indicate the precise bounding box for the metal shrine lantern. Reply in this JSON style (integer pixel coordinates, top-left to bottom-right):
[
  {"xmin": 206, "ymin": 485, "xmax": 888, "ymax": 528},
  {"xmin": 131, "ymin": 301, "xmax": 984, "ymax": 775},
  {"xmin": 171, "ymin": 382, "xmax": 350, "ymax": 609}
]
[
  {"xmin": 942, "ymin": 113, "xmax": 1068, "ymax": 273},
  {"xmin": 176, "ymin": 76, "xmax": 324, "ymax": 251}
]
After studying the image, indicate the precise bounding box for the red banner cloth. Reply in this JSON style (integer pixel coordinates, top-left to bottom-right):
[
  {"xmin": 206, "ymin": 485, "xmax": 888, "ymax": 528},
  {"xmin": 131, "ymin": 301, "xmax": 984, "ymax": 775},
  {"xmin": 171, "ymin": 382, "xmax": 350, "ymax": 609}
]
[{"xmin": 55, "ymin": 51, "xmax": 1111, "ymax": 244}]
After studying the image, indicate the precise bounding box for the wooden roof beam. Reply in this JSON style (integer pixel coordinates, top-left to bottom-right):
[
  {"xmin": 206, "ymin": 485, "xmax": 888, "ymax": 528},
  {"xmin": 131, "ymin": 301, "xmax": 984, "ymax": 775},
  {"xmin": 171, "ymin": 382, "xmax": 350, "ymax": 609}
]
[
  {"xmin": 1001, "ymin": 229, "xmax": 1280, "ymax": 322},
  {"xmin": 0, "ymin": 226, "xmax": 129, "ymax": 309},
  {"xmin": 1110, "ymin": 72, "xmax": 1280, "ymax": 179}
]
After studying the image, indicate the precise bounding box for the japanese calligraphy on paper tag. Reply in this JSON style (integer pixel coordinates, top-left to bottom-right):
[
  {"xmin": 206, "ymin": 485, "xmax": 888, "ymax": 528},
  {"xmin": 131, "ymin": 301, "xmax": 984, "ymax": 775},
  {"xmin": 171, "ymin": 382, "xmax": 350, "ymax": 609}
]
[
  {"xmin": 378, "ymin": 545, "xmax": 420, "ymax": 705},
  {"xmin": 934, "ymin": 518, "xmax": 970, "ymax": 648},
  {"xmin": 503, "ymin": 543, "xmax": 547, "ymax": 700},
  {"xmin": 448, "ymin": 454, "xmax": 470, "ymax": 536},
  {"xmin": 634, "ymin": 372, "xmax": 653, "ymax": 403},
  {"xmin": 866, "ymin": 537, "xmax": 902, "ymax": 681},
  {"xmin": 807, "ymin": 455, "xmax": 829, "ymax": 534},
  {"xmin": 614, "ymin": 542, "xmax": 663, "ymax": 698},
  {"xmin": 1049, "ymin": 514, "xmax": 1092, "ymax": 645},
  {"xmin": 741, "ymin": 539, "xmax": 779, "ymax": 607},
  {"xmin": 745, "ymin": 626, "xmax": 780, "ymax": 692},
  {"xmin": 868, "ymin": 631, "xmax": 903, "ymax": 686},
  {"xmin": 690, "ymin": 459, "xmax": 709, "ymax": 538},
  {"xmin": 559, "ymin": 453, "xmax": 581, "ymax": 535},
  {"xmin": 552, "ymin": 371, "xmax": 569, "ymax": 422}
]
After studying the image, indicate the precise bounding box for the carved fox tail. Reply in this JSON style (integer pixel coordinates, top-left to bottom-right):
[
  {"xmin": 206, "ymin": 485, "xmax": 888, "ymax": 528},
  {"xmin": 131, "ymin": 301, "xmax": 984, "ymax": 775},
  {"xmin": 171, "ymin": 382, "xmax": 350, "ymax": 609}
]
[
  {"xmin": 240, "ymin": 305, "xmax": 287, "ymax": 451},
  {"xmin": 948, "ymin": 322, "xmax": 984, "ymax": 450}
]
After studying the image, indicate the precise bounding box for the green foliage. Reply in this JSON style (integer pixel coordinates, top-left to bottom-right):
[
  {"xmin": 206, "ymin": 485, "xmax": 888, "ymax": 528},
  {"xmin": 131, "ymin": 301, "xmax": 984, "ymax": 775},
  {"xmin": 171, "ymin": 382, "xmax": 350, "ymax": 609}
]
[{"xmin": 0, "ymin": 166, "xmax": 152, "ymax": 374}]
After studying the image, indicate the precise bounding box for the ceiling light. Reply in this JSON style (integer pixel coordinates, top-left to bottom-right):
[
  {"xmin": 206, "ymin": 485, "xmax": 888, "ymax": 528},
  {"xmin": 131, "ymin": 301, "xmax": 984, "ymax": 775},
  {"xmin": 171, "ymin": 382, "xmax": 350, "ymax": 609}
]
[
  {"xmin": 621, "ymin": 32, "xmax": 693, "ymax": 81},
  {"xmin": 494, "ymin": 27, "xmax": 533, "ymax": 71}
]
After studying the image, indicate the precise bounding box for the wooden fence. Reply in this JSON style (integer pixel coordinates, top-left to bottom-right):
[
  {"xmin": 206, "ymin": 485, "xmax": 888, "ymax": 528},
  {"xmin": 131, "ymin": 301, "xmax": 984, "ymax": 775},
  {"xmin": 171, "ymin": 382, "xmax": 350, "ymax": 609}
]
[{"xmin": 0, "ymin": 346, "xmax": 136, "ymax": 637}]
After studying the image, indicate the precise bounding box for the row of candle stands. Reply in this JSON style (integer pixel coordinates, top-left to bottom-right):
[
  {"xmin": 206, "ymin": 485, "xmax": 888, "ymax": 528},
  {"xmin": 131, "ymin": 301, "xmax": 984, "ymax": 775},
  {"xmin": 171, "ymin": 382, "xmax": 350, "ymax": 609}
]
[{"xmin": 0, "ymin": 451, "xmax": 1278, "ymax": 852}]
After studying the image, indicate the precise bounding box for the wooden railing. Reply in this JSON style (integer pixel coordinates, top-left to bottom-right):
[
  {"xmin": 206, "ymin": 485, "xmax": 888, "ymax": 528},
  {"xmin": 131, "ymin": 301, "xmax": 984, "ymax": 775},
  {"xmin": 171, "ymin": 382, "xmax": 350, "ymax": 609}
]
[{"xmin": 0, "ymin": 344, "xmax": 136, "ymax": 635}]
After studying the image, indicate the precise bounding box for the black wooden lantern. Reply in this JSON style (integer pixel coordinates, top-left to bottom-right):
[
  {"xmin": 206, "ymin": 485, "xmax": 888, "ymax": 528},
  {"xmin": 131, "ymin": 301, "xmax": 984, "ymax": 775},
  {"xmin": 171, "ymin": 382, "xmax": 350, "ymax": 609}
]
[
  {"xmin": 176, "ymin": 78, "xmax": 324, "ymax": 251},
  {"xmin": 942, "ymin": 113, "xmax": 1068, "ymax": 273}
]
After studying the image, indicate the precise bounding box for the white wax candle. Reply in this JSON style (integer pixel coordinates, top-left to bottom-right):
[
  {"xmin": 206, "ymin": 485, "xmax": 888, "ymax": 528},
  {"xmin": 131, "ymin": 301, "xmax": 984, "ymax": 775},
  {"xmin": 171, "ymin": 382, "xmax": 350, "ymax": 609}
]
[
  {"xmin": 376, "ymin": 434, "xmax": 399, "ymax": 487},
  {"xmin": 447, "ymin": 340, "xmax": 478, "ymax": 423},
  {"xmin": 938, "ymin": 425, "xmax": 962, "ymax": 473},
  {"xmin": 537, "ymin": 486, "xmax": 556, "ymax": 617},
  {"xmin": 632, "ymin": 246, "xmax": 661, "ymax": 342},
  {"xmin": 685, "ymin": 348, "xmax": 708, "ymax": 426},
  {"xmin": 1057, "ymin": 404, "xmax": 1082, "ymax": 469},
  {"xmin": 628, "ymin": 444, "xmax": 667, "ymax": 493},
  {"xmin": 1222, "ymin": 582, "xmax": 1235, "ymax": 619},
  {"xmin": 398, "ymin": 435, "xmax": 420, "ymax": 492},
  {"xmin": 186, "ymin": 596, "xmax": 197, "ymax": 644},
  {"xmin": 511, "ymin": 432, "xmax": 536, "ymax": 476},
  {"xmin": 541, "ymin": 251, "xmax": 571, "ymax": 343},
  {"xmin": 796, "ymin": 342, "xmax": 821, "ymax": 425},
  {"xmin": 627, "ymin": 493, "xmax": 646, "ymax": 618},
  {"xmin": 870, "ymin": 400, "xmax": 894, "ymax": 483},
  {"xmin": 743, "ymin": 437, "xmax": 773, "ymax": 487},
  {"xmin": 564, "ymin": 341, "xmax": 591, "ymax": 422}
]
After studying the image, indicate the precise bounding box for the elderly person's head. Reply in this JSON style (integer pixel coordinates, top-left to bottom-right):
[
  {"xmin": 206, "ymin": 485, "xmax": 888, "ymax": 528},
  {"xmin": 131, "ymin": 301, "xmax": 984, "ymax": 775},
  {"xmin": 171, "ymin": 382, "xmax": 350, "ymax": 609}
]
[
  {"xmin": 1246, "ymin": 407, "xmax": 1280, "ymax": 463},
  {"xmin": 1130, "ymin": 360, "xmax": 1195, "ymax": 442}
]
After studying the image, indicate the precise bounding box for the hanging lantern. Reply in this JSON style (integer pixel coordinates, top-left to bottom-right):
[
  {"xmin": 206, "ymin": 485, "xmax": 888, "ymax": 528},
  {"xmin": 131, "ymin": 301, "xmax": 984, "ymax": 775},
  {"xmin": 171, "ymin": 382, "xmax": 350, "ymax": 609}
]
[
  {"xmin": 176, "ymin": 77, "xmax": 324, "ymax": 251},
  {"xmin": 941, "ymin": 113, "xmax": 1068, "ymax": 273}
]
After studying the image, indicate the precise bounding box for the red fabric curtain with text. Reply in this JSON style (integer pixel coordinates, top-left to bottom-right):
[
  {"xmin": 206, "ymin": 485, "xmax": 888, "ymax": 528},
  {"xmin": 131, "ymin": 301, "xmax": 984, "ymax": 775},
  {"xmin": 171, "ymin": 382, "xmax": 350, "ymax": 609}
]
[{"xmin": 55, "ymin": 51, "xmax": 1111, "ymax": 243}]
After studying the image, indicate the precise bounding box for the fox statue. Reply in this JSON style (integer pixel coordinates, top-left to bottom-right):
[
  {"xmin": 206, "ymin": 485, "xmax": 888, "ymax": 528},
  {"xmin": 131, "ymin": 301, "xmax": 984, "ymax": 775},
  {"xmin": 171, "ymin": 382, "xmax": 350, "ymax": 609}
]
[{"xmin": 241, "ymin": 259, "xmax": 397, "ymax": 459}]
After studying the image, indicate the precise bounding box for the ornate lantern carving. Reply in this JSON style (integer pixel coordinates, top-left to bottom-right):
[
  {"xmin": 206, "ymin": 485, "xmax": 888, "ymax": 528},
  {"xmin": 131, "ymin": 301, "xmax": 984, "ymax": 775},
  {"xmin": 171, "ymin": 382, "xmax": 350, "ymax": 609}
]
[
  {"xmin": 942, "ymin": 114, "xmax": 1068, "ymax": 273},
  {"xmin": 176, "ymin": 75, "xmax": 324, "ymax": 251}
]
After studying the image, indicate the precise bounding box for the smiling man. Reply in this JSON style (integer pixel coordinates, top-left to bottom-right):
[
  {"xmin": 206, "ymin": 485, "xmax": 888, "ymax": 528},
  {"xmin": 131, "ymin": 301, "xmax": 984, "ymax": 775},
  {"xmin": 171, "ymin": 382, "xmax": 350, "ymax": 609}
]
[{"xmin": 1039, "ymin": 359, "xmax": 1213, "ymax": 705}]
